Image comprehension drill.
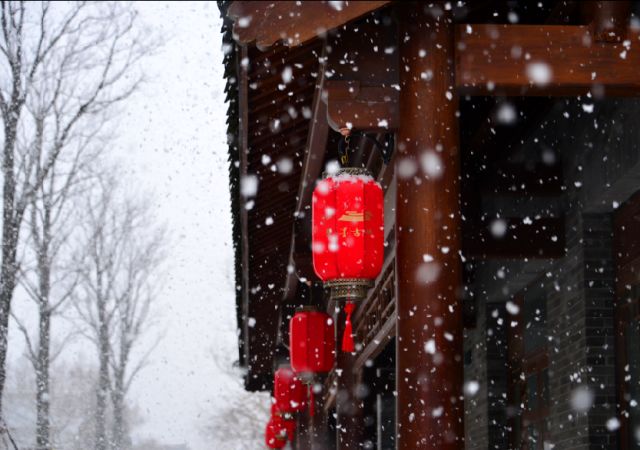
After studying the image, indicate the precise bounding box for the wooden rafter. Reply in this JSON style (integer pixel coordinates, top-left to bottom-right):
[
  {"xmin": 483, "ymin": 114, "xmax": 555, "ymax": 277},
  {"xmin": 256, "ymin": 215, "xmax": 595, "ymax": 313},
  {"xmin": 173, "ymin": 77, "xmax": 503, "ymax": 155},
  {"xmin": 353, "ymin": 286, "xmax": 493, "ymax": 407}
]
[{"xmin": 282, "ymin": 43, "xmax": 328, "ymax": 300}]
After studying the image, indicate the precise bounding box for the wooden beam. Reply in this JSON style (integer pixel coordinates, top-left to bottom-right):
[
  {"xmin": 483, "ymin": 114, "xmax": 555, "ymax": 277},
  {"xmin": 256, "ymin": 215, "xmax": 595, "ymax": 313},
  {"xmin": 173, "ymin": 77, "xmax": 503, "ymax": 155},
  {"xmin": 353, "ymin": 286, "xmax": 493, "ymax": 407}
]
[
  {"xmin": 228, "ymin": 1, "xmax": 390, "ymax": 49},
  {"xmin": 456, "ymin": 24, "xmax": 640, "ymax": 96},
  {"xmin": 324, "ymin": 80, "xmax": 399, "ymax": 132}
]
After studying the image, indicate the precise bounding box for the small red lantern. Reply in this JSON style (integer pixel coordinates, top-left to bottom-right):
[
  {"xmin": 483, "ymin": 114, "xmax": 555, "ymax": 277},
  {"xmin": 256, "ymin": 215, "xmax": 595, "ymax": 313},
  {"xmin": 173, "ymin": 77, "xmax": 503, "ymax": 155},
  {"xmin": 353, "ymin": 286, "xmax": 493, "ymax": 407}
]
[
  {"xmin": 289, "ymin": 307, "xmax": 336, "ymax": 417},
  {"xmin": 274, "ymin": 366, "xmax": 305, "ymax": 413},
  {"xmin": 290, "ymin": 307, "xmax": 335, "ymax": 378},
  {"xmin": 312, "ymin": 168, "xmax": 384, "ymax": 351},
  {"xmin": 265, "ymin": 416, "xmax": 287, "ymax": 449},
  {"xmin": 271, "ymin": 403, "xmax": 296, "ymax": 441}
]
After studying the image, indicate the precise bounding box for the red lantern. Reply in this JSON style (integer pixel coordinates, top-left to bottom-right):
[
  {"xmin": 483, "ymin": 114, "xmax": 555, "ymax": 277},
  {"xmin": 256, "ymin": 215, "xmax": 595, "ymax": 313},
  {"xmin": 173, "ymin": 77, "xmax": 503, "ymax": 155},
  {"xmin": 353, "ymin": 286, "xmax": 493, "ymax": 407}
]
[
  {"xmin": 312, "ymin": 169, "xmax": 384, "ymax": 284},
  {"xmin": 274, "ymin": 366, "xmax": 305, "ymax": 413},
  {"xmin": 271, "ymin": 403, "xmax": 296, "ymax": 441},
  {"xmin": 290, "ymin": 307, "xmax": 335, "ymax": 378},
  {"xmin": 312, "ymin": 168, "xmax": 384, "ymax": 351},
  {"xmin": 265, "ymin": 416, "xmax": 287, "ymax": 449}
]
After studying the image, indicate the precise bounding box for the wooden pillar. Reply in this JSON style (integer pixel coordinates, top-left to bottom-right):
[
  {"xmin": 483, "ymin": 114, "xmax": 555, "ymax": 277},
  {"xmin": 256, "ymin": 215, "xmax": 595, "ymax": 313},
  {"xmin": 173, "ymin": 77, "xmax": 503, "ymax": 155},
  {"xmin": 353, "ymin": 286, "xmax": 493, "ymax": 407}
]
[
  {"xmin": 296, "ymin": 406, "xmax": 312, "ymax": 450},
  {"xmin": 336, "ymin": 308, "xmax": 364, "ymax": 449},
  {"xmin": 309, "ymin": 382, "xmax": 330, "ymax": 449},
  {"xmin": 395, "ymin": 3, "xmax": 464, "ymax": 449}
]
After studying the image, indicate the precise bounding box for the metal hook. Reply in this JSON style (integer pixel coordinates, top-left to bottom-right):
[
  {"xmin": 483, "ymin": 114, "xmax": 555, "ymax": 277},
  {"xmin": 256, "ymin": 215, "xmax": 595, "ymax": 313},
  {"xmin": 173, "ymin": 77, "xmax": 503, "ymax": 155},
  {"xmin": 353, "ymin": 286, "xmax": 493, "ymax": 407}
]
[{"xmin": 338, "ymin": 130, "xmax": 394, "ymax": 167}]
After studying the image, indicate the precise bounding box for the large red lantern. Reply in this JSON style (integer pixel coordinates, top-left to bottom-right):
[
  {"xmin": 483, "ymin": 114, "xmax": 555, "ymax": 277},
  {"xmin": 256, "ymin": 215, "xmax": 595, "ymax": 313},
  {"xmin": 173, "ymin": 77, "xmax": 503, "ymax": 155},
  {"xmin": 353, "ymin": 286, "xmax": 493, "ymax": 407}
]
[
  {"xmin": 274, "ymin": 366, "xmax": 305, "ymax": 413},
  {"xmin": 312, "ymin": 167, "xmax": 384, "ymax": 351},
  {"xmin": 290, "ymin": 307, "xmax": 335, "ymax": 378},
  {"xmin": 265, "ymin": 416, "xmax": 287, "ymax": 449},
  {"xmin": 312, "ymin": 168, "xmax": 384, "ymax": 284}
]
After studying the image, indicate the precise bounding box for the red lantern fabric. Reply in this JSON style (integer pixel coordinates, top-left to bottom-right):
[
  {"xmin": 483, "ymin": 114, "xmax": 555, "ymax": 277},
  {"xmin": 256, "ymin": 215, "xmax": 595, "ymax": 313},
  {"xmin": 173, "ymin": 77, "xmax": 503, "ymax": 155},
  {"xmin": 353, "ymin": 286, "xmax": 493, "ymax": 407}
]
[
  {"xmin": 274, "ymin": 366, "xmax": 305, "ymax": 413},
  {"xmin": 290, "ymin": 308, "xmax": 335, "ymax": 377},
  {"xmin": 270, "ymin": 404, "xmax": 296, "ymax": 442},
  {"xmin": 265, "ymin": 416, "xmax": 287, "ymax": 449},
  {"xmin": 312, "ymin": 171, "xmax": 384, "ymax": 281}
]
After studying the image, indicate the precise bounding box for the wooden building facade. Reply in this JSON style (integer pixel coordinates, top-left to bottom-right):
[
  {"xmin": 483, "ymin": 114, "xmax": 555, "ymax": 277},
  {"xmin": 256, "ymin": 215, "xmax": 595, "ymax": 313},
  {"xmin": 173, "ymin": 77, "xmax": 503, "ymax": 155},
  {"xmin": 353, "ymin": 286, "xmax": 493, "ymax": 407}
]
[{"xmin": 220, "ymin": 1, "xmax": 640, "ymax": 448}]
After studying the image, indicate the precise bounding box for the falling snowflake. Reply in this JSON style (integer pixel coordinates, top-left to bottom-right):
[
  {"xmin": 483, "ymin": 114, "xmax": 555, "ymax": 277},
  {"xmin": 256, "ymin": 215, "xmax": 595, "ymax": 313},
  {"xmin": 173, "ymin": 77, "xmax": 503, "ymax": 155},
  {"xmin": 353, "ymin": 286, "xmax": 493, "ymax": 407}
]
[
  {"xmin": 281, "ymin": 66, "xmax": 293, "ymax": 84},
  {"xmin": 416, "ymin": 262, "xmax": 441, "ymax": 285},
  {"xmin": 505, "ymin": 301, "xmax": 520, "ymax": 315},
  {"xmin": 606, "ymin": 417, "xmax": 621, "ymax": 431},
  {"xmin": 526, "ymin": 62, "xmax": 553, "ymax": 86},
  {"xmin": 424, "ymin": 339, "xmax": 436, "ymax": 355},
  {"xmin": 464, "ymin": 381, "xmax": 480, "ymax": 396},
  {"xmin": 496, "ymin": 102, "xmax": 517, "ymax": 124},
  {"xmin": 328, "ymin": 1, "xmax": 344, "ymax": 11},
  {"xmin": 570, "ymin": 386, "xmax": 594, "ymax": 413},
  {"xmin": 490, "ymin": 219, "xmax": 508, "ymax": 238},
  {"xmin": 276, "ymin": 157, "xmax": 293, "ymax": 174},
  {"xmin": 237, "ymin": 16, "xmax": 252, "ymax": 28},
  {"xmin": 420, "ymin": 150, "xmax": 443, "ymax": 178},
  {"xmin": 240, "ymin": 174, "xmax": 259, "ymax": 197},
  {"xmin": 397, "ymin": 157, "xmax": 418, "ymax": 179}
]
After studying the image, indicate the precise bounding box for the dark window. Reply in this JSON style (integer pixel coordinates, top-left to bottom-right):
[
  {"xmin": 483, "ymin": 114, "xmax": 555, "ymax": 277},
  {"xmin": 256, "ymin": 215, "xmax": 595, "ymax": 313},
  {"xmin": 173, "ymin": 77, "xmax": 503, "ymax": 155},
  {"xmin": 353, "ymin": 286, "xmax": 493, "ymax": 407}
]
[
  {"xmin": 615, "ymin": 191, "xmax": 640, "ymax": 448},
  {"xmin": 374, "ymin": 339, "xmax": 395, "ymax": 450},
  {"xmin": 508, "ymin": 282, "xmax": 550, "ymax": 450}
]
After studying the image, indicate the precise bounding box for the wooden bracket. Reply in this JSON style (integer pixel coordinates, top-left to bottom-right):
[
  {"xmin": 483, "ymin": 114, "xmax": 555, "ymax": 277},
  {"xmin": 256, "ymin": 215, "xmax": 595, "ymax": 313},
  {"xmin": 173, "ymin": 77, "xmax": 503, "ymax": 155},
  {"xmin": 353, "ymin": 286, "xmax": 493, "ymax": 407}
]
[
  {"xmin": 324, "ymin": 80, "xmax": 399, "ymax": 133},
  {"xmin": 581, "ymin": 1, "xmax": 632, "ymax": 43}
]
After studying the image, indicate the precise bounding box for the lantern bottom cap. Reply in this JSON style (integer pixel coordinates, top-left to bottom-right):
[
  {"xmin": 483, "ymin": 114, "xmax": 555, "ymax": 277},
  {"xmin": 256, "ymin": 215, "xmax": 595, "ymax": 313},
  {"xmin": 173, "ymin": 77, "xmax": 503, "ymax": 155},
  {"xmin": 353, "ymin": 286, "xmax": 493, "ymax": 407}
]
[
  {"xmin": 325, "ymin": 278, "xmax": 373, "ymax": 301},
  {"xmin": 292, "ymin": 371, "xmax": 323, "ymax": 383}
]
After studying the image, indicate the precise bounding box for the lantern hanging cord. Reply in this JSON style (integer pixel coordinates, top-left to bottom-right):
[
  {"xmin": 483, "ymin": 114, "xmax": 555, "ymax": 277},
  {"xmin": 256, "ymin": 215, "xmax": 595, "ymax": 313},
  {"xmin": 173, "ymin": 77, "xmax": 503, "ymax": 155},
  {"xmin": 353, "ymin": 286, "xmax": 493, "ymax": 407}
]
[{"xmin": 338, "ymin": 130, "xmax": 395, "ymax": 167}]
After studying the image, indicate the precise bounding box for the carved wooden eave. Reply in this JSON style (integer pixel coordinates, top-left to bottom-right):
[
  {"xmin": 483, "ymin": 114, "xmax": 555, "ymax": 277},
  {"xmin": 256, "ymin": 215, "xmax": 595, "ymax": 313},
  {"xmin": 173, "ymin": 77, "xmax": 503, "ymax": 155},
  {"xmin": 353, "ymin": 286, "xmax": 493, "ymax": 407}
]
[{"xmin": 227, "ymin": 0, "xmax": 390, "ymax": 50}]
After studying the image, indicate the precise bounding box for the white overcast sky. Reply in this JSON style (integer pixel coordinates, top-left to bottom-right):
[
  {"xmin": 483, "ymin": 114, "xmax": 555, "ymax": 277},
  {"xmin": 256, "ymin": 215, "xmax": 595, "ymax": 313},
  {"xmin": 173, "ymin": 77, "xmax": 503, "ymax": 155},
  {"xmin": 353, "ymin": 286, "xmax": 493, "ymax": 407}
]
[{"xmin": 111, "ymin": 2, "xmax": 251, "ymax": 448}]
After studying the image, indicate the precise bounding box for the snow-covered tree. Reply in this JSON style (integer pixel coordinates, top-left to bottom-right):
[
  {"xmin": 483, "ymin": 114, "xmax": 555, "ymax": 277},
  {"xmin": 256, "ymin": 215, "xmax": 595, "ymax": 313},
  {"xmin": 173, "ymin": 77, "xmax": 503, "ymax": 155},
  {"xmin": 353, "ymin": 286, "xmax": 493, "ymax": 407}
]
[
  {"xmin": 0, "ymin": 2, "xmax": 151, "ymax": 430},
  {"xmin": 74, "ymin": 172, "xmax": 167, "ymax": 450}
]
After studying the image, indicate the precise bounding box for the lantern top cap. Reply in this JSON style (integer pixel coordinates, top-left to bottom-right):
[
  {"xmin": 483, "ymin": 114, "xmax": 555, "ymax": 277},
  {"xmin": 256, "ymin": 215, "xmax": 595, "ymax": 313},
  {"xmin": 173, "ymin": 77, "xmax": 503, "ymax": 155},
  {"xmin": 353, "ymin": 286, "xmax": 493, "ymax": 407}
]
[
  {"xmin": 323, "ymin": 167, "xmax": 372, "ymax": 179},
  {"xmin": 295, "ymin": 305, "xmax": 319, "ymax": 313}
]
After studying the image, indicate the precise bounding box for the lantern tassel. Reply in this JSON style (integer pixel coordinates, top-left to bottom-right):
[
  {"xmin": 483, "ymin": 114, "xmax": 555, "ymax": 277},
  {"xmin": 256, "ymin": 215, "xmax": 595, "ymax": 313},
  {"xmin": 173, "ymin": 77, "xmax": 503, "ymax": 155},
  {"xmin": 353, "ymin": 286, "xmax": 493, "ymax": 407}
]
[
  {"xmin": 342, "ymin": 301, "xmax": 355, "ymax": 352},
  {"xmin": 308, "ymin": 384, "xmax": 315, "ymax": 418}
]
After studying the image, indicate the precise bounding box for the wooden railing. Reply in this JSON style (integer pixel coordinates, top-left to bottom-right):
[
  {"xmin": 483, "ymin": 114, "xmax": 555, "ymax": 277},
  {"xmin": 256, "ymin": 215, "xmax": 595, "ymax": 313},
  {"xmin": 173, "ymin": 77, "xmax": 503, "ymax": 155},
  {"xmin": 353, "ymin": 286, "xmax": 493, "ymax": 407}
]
[
  {"xmin": 353, "ymin": 260, "xmax": 395, "ymax": 348},
  {"xmin": 323, "ymin": 254, "xmax": 397, "ymax": 411}
]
